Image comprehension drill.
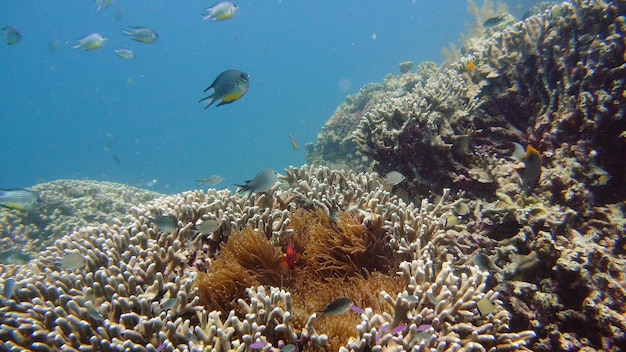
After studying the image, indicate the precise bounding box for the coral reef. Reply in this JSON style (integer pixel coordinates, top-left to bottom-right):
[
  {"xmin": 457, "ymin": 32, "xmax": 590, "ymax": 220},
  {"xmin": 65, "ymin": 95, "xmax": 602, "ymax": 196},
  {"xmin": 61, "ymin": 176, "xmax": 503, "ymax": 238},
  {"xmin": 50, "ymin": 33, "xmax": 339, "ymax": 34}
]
[
  {"xmin": 306, "ymin": 62, "xmax": 422, "ymax": 171},
  {"xmin": 0, "ymin": 166, "xmax": 535, "ymax": 351},
  {"xmin": 307, "ymin": 0, "xmax": 626, "ymax": 350},
  {"xmin": 0, "ymin": 180, "xmax": 161, "ymax": 264}
]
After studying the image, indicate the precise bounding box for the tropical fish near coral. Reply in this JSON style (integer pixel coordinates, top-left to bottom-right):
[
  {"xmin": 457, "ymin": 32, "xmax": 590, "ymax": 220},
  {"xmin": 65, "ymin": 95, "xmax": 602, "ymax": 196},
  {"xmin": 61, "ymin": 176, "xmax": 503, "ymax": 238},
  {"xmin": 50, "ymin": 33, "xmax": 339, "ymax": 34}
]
[
  {"xmin": 200, "ymin": 69, "xmax": 249, "ymax": 108},
  {"xmin": 122, "ymin": 26, "xmax": 159, "ymax": 44},
  {"xmin": 73, "ymin": 33, "xmax": 107, "ymax": 51},
  {"xmin": 315, "ymin": 297, "xmax": 354, "ymax": 320},
  {"xmin": 477, "ymin": 298, "xmax": 497, "ymax": 316},
  {"xmin": 382, "ymin": 171, "xmax": 405, "ymax": 186},
  {"xmin": 196, "ymin": 174, "xmax": 223, "ymax": 186},
  {"xmin": 0, "ymin": 188, "xmax": 41, "ymax": 211},
  {"xmin": 466, "ymin": 61, "xmax": 476, "ymax": 73},
  {"xmin": 235, "ymin": 168, "xmax": 278, "ymax": 194},
  {"xmin": 59, "ymin": 253, "xmax": 86, "ymax": 270},
  {"xmin": 203, "ymin": 1, "xmax": 239, "ymax": 21},
  {"xmin": 150, "ymin": 214, "xmax": 176, "ymax": 233},
  {"xmin": 483, "ymin": 14, "xmax": 508, "ymax": 28},
  {"xmin": 511, "ymin": 142, "xmax": 542, "ymax": 196},
  {"xmin": 2, "ymin": 26, "xmax": 22, "ymax": 45},
  {"xmin": 196, "ymin": 219, "xmax": 220, "ymax": 235},
  {"xmin": 281, "ymin": 239, "xmax": 300, "ymax": 269}
]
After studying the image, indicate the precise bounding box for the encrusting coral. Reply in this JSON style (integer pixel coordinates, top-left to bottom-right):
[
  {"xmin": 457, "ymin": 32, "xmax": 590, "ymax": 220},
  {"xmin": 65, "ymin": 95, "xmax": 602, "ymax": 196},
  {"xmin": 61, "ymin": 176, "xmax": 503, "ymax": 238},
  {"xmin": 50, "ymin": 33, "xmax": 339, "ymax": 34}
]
[{"xmin": 0, "ymin": 165, "xmax": 535, "ymax": 351}]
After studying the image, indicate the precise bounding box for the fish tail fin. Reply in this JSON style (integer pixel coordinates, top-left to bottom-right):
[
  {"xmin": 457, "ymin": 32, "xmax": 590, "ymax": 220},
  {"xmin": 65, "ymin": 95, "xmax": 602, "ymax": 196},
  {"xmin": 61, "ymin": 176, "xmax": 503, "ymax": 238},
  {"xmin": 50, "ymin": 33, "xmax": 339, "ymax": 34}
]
[
  {"xmin": 199, "ymin": 95, "xmax": 216, "ymax": 109},
  {"xmin": 233, "ymin": 183, "xmax": 246, "ymax": 192}
]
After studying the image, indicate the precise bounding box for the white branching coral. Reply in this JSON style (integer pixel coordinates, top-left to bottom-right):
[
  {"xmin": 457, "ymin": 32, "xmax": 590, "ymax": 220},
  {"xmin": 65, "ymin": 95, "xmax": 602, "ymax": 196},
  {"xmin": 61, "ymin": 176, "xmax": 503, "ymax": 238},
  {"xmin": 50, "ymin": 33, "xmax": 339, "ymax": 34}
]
[{"xmin": 0, "ymin": 166, "xmax": 535, "ymax": 351}]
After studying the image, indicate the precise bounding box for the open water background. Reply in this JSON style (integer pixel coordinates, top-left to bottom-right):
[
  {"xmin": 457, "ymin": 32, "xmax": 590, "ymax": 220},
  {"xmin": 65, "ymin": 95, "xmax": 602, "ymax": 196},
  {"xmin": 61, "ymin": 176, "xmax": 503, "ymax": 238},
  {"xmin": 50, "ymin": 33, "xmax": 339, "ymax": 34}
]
[{"xmin": 0, "ymin": 0, "xmax": 540, "ymax": 193}]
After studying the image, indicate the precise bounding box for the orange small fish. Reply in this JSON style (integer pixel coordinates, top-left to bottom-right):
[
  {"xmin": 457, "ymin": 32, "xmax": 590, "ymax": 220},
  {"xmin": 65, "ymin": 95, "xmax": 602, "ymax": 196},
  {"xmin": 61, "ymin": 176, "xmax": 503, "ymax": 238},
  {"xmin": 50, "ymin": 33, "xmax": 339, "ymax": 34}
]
[
  {"xmin": 281, "ymin": 239, "xmax": 300, "ymax": 269},
  {"xmin": 466, "ymin": 61, "xmax": 476, "ymax": 73}
]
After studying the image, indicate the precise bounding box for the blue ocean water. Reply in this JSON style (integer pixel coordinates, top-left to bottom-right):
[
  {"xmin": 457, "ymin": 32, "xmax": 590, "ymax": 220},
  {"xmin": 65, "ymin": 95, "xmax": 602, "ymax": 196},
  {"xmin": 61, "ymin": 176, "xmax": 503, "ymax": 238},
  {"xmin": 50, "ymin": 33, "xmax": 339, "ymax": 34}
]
[{"xmin": 0, "ymin": 0, "xmax": 536, "ymax": 194}]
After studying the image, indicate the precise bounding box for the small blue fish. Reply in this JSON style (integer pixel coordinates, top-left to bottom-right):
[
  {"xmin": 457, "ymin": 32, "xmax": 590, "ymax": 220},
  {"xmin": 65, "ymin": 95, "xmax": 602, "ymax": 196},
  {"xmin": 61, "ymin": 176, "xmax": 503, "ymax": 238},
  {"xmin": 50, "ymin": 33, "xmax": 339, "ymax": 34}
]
[
  {"xmin": 73, "ymin": 33, "xmax": 107, "ymax": 51},
  {"xmin": 2, "ymin": 26, "xmax": 22, "ymax": 45},
  {"xmin": 235, "ymin": 169, "xmax": 278, "ymax": 194},
  {"xmin": 114, "ymin": 48, "xmax": 135, "ymax": 60},
  {"xmin": 122, "ymin": 26, "xmax": 158, "ymax": 44},
  {"xmin": 200, "ymin": 69, "xmax": 249, "ymax": 108},
  {"xmin": 203, "ymin": 2, "xmax": 239, "ymax": 21},
  {"xmin": 0, "ymin": 188, "xmax": 41, "ymax": 211}
]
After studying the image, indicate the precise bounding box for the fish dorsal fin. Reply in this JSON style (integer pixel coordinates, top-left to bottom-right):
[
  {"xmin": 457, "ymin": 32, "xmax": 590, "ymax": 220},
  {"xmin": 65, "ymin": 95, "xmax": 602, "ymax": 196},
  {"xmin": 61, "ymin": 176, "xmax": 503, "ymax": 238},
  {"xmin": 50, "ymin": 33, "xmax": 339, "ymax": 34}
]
[{"xmin": 511, "ymin": 142, "xmax": 527, "ymax": 162}]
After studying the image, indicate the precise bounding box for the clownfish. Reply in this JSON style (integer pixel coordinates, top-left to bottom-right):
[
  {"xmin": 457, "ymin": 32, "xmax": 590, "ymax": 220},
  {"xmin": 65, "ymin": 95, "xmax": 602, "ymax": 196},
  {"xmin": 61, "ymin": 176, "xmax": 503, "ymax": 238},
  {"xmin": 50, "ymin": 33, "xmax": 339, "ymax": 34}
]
[{"xmin": 281, "ymin": 239, "xmax": 300, "ymax": 270}]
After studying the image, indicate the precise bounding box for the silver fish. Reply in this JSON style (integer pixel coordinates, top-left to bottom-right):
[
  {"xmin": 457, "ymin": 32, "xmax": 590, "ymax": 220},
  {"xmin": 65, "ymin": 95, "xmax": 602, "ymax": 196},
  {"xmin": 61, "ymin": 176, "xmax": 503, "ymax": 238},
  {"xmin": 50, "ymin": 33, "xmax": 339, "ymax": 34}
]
[
  {"xmin": 235, "ymin": 169, "xmax": 278, "ymax": 194},
  {"xmin": 151, "ymin": 214, "xmax": 176, "ymax": 233},
  {"xmin": 0, "ymin": 188, "xmax": 41, "ymax": 211},
  {"xmin": 383, "ymin": 171, "xmax": 405, "ymax": 186},
  {"xmin": 196, "ymin": 174, "xmax": 223, "ymax": 186},
  {"xmin": 73, "ymin": 33, "xmax": 107, "ymax": 50},
  {"xmin": 122, "ymin": 26, "xmax": 159, "ymax": 44},
  {"xmin": 114, "ymin": 48, "xmax": 136, "ymax": 60},
  {"xmin": 196, "ymin": 219, "xmax": 220, "ymax": 235},
  {"xmin": 316, "ymin": 297, "xmax": 354, "ymax": 320},
  {"xmin": 59, "ymin": 253, "xmax": 86, "ymax": 270},
  {"xmin": 203, "ymin": 2, "xmax": 239, "ymax": 21}
]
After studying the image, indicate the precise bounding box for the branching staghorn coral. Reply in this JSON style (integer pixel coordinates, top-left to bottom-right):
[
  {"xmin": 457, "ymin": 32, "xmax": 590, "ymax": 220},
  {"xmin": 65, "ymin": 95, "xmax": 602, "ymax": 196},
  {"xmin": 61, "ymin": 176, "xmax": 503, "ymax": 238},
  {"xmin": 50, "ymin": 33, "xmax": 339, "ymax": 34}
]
[
  {"xmin": 340, "ymin": 242, "xmax": 535, "ymax": 351},
  {"xmin": 0, "ymin": 166, "xmax": 536, "ymax": 351},
  {"xmin": 351, "ymin": 62, "xmax": 483, "ymax": 199}
]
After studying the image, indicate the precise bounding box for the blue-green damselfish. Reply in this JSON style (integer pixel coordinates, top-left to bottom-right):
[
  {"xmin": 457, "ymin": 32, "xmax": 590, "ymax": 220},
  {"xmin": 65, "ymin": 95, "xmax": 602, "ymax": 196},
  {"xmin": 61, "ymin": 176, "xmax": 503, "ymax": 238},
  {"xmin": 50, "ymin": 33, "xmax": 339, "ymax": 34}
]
[
  {"xmin": 200, "ymin": 69, "xmax": 249, "ymax": 108},
  {"xmin": 0, "ymin": 188, "xmax": 41, "ymax": 211}
]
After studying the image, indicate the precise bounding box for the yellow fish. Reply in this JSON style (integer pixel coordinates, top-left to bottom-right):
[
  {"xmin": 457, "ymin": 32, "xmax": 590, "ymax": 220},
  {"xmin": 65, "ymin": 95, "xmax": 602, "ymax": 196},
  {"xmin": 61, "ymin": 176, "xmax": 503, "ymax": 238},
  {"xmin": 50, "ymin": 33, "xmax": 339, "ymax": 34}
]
[
  {"xmin": 122, "ymin": 26, "xmax": 158, "ymax": 44},
  {"xmin": 200, "ymin": 69, "xmax": 249, "ymax": 108},
  {"xmin": 289, "ymin": 132, "xmax": 299, "ymax": 151},
  {"xmin": 73, "ymin": 33, "xmax": 107, "ymax": 51},
  {"xmin": 0, "ymin": 188, "xmax": 41, "ymax": 211},
  {"xmin": 203, "ymin": 2, "xmax": 239, "ymax": 21}
]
